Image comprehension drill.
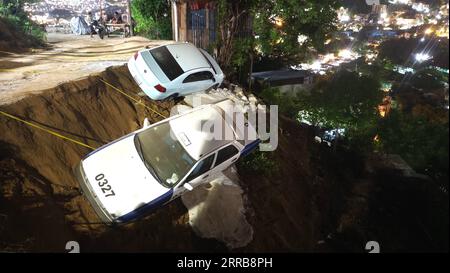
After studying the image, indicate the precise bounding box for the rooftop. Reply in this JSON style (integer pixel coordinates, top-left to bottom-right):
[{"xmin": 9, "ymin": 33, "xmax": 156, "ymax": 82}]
[{"xmin": 251, "ymin": 69, "xmax": 312, "ymax": 86}]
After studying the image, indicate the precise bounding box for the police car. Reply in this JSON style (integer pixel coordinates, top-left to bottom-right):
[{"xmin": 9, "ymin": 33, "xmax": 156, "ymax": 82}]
[{"xmin": 75, "ymin": 100, "xmax": 259, "ymax": 224}]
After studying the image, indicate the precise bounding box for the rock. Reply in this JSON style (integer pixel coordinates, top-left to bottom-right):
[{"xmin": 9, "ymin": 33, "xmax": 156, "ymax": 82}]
[{"xmin": 181, "ymin": 168, "xmax": 253, "ymax": 249}]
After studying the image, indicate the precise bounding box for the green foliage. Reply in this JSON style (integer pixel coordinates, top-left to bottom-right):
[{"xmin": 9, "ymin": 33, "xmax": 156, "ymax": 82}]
[
  {"xmin": 237, "ymin": 150, "xmax": 279, "ymax": 176},
  {"xmin": 0, "ymin": 3, "xmax": 12, "ymax": 16},
  {"xmin": 257, "ymin": 66, "xmax": 448, "ymax": 184},
  {"xmin": 231, "ymin": 38, "xmax": 253, "ymax": 68},
  {"xmin": 356, "ymin": 58, "xmax": 398, "ymax": 83},
  {"xmin": 131, "ymin": 0, "xmax": 172, "ymax": 40},
  {"xmin": 259, "ymin": 70, "xmax": 383, "ymax": 142},
  {"xmin": 214, "ymin": 0, "xmax": 338, "ymax": 78},
  {"xmin": 377, "ymin": 109, "xmax": 449, "ymax": 183},
  {"xmin": 213, "ymin": 0, "xmax": 257, "ymax": 79},
  {"xmin": 253, "ymin": 0, "xmax": 339, "ymax": 61},
  {"xmin": 259, "ymin": 87, "xmax": 302, "ymax": 119},
  {"xmin": 0, "ymin": 1, "xmax": 46, "ymax": 47},
  {"xmin": 257, "ymin": 70, "xmax": 383, "ymax": 152},
  {"xmin": 410, "ymin": 68, "xmax": 448, "ymax": 90},
  {"xmin": 299, "ymin": 70, "xmax": 383, "ymax": 131}
]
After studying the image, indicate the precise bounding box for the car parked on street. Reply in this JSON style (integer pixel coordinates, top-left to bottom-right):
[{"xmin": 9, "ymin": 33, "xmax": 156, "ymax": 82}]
[
  {"xmin": 75, "ymin": 100, "xmax": 259, "ymax": 224},
  {"xmin": 128, "ymin": 42, "xmax": 224, "ymax": 100}
]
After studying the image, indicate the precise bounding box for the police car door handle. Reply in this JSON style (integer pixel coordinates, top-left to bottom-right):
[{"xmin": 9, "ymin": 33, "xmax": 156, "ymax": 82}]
[
  {"xmin": 203, "ymin": 174, "xmax": 209, "ymax": 179},
  {"xmin": 231, "ymin": 158, "xmax": 237, "ymax": 163}
]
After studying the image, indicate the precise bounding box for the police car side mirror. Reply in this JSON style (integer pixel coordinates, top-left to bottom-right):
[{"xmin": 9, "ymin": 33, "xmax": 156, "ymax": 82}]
[
  {"xmin": 142, "ymin": 117, "xmax": 150, "ymax": 128},
  {"xmin": 183, "ymin": 183, "xmax": 193, "ymax": 191}
]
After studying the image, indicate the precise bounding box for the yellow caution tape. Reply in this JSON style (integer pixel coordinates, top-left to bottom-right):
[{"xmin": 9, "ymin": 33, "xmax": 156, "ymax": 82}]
[
  {"xmin": 99, "ymin": 78, "xmax": 167, "ymax": 119},
  {"xmin": 0, "ymin": 110, "xmax": 96, "ymax": 150},
  {"xmin": 0, "ymin": 79, "xmax": 168, "ymax": 151},
  {"xmin": 0, "ymin": 50, "xmax": 16, "ymax": 55}
]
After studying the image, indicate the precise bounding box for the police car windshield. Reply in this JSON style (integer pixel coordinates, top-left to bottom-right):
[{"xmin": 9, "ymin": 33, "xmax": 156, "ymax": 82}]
[{"xmin": 134, "ymin": 122, "xmax": 196, "ymax": 188}]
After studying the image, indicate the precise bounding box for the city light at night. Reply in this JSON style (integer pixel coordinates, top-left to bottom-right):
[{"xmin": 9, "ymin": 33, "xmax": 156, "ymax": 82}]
[
  {"xmin": 0, "ymin": 0, "xmax": 448, "ymax": 256},
  {"xmin": 415, "ymin": 52, "xmax": 432, "ymax": 62}
]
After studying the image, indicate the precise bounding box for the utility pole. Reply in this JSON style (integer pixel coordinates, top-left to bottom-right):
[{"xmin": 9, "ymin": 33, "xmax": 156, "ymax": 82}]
[
  {"xmin": 172, "ymin": 0, "xmax": 179, "ymax": 42},
  {"xmin": 127, "ymin": 0, "xmax": 133, "ymax": 36}
]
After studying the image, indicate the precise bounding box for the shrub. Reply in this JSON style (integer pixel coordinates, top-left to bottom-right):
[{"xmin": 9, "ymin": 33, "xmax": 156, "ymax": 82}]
[
  {"xmin": 131, "ymin": 0, "xmax": 172, "ymax": 40},
  {"xmin": 237, "ymin": 150, "xmax": 279, "ymax": 176},
  {"xmin": 0, "ymin": 3, "xmax": 46, "ymax": 48}
]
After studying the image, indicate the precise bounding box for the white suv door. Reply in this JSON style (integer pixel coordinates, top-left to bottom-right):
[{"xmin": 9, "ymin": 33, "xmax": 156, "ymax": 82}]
[{"xmin": 179, "ymin": 71, "xmax": 216, "ymax": 96}]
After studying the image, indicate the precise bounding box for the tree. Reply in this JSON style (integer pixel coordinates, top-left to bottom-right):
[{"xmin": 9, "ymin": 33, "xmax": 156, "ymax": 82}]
[
  {"xmin": 411, "ymin": 68, "xmax": 447, "ymax": 90},
  {"xmin": 294, "ymin": 70, "xmax": 383, "ymax": 152},
  {"xmin": 214, "ymin": 0, "xmax": 257, "ymax": 78},
  {"xmin": 131, "ymin": 0, "xmax": 172, "ymax": 40},
  {"xmin": 0, "ymin": 0, "xmax": 46, "ymax": 47},
  {"xmin": 377, "ymin": 108, "xmax": 449, "ymax": 184},
  {"xmin": 253, "ymin": 0, "xmax": 339, "ymax": 61},
  {"xmin": 299, "ymin": 70, "xmax": 383, "ymax": 131},
  {"xmin": 214, "ymin": 0, "xmax": 338, "ymax": 80}
]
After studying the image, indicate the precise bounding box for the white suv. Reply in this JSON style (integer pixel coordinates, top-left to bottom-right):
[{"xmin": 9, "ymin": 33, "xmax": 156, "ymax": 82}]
[{"xmin": 128, "ymin": 42, "xmax": 224, "ymax": 100}]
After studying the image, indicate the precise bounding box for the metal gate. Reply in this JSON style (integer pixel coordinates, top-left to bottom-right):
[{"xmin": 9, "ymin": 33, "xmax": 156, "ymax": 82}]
[{"xmin": 188, "ymin": 8, "xmax": 206, "ymax": 48}]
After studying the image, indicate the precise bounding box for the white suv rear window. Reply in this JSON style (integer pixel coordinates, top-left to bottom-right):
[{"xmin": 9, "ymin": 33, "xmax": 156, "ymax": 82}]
[{"xmin": 149, "ymin": 46, "xmax": 184, "ymax": 81}]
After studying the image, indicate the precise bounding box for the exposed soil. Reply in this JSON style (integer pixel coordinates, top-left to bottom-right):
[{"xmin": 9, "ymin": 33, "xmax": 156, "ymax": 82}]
[
  {"xmin": 0, "ymin": 17, "xmax": 45, "ymax": 54},
  {"xmin": 0, "ymin": 65, "xmax": 218, "ymax": 252},
  {"xmin": 0, "ymin": 64, "xmax": 448, "ymax": 252},
  {"xmin": 237, "ymin": 117, "xmax": 448, "ymax": 252}
]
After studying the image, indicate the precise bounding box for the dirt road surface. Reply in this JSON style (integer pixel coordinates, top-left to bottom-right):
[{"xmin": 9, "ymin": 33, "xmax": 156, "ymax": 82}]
[{"xmin": 0, "ymin": 33, "xmax": 171, "ymax": 105}]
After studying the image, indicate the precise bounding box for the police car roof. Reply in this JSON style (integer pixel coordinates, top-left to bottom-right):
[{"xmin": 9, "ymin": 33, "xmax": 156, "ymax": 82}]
[{"xmin": 169, "ymin": 102, "xmax": 236, "ymax": 161}]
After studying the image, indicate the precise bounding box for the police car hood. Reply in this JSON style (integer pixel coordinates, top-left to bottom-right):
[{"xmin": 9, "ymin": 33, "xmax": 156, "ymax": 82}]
[{"xmin": 81, "ymin": 135, "xmax": 171, "ymax": 219}]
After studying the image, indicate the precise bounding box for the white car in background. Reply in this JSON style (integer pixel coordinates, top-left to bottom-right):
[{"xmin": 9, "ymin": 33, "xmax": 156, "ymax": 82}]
[
  {"xmin": 75, "ymin": 100, "xmax": 260, "ymax": 224},
  {"xmin": 127, "ymin": 42, "xmax": 224, "ymax": 100}
]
